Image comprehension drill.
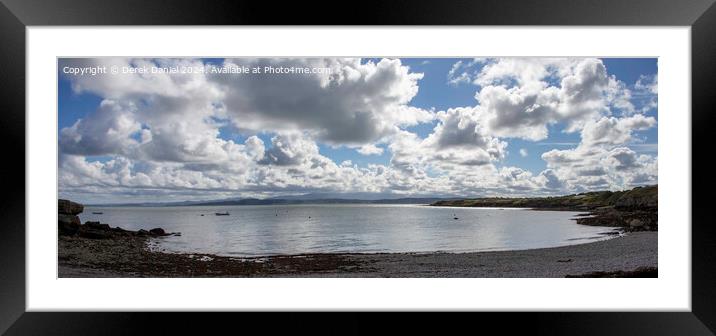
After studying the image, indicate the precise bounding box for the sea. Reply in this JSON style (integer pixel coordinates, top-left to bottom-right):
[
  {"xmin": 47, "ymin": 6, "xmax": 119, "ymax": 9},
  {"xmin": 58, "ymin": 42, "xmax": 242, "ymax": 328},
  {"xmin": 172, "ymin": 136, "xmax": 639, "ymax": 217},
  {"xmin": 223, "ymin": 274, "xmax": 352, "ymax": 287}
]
[{"xmin": 80, "ymin": 204, "xmax": 617, "ymax": 257}]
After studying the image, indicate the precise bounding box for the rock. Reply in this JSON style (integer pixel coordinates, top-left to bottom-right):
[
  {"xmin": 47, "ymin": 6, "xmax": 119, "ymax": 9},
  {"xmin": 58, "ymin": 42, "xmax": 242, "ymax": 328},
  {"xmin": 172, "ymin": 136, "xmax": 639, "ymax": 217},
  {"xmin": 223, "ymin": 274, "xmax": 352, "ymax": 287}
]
[
  {"xmin": 614, "ymin": 186, "xmax": 658, "ymax": 210},
  {"xmin": 76, "ymin": 221, "xmax": 115, "ymax": 239},
  {"xmin": 110, "ymin": 227, "xmax": 133, "ymax": 236},
  {"xmin": 58, "ymin": 199, "xmax": 84, "ymax": 215},
  {"xmin": 58, "ymin": 214, "xmax": 81, "ymax": 236},
  {"xmin": 629, "ymin": 219, "xmax": 645, "ymax": 228},
  {"xmin": 58, "ymin": 199, "xmax": 84, "ymax": 236},
  {"xmin": 59, "ymin": 213, "xmax": 80, "ymax": 225},
  {"xmin": 78, "ymin": 229, "xmax": 113, "ymax": 239},
  {"xmin": 55, "ymin": 200, "xmax": 177, "ymax": 239},
  {"xmin": 84, "ymin": 221, "xmax": 111, "ymax": 231},
  {"xmin": 58, "ymin": 221, "xmax": 80, "ymax": 235},
  {"xmin": 149, "ymin": 228, "xmax": 166, "ymax": 236}
]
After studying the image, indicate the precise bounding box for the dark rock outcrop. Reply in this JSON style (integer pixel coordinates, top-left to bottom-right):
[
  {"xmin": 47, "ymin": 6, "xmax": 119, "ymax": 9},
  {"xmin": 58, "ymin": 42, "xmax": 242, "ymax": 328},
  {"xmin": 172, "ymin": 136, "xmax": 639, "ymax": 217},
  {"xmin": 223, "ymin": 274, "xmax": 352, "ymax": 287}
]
[
  {"xmin": 614, "ymin": 185, "xmax": 658, "ymax": 210},
  {"xmin": 58, "ymin": 199, "xmax": 176, "ymax": 238},
  {"xmin": 149, "ymin": 228, "xmax": 166, "ymax": 236},
  {"xmin": 77, "ymin": 221, "xmax": 114, "ymax": 239},
  {"xmin": 59, "ymin": 199, "xmax": 84, "ymax": 215},
  {"xmin": 574, "ymin": 207, "xmax": 657, "ymax": 231},
  {"xmin": 58, "ymin": 213, "xmax": 81, "ymax": 235},
  {"xmin": 58, "ymin": 199, "xmax": 83, "ymax": 235},
  {"xmin": 76, "ymin": 221, "xmax": 173, "ymax": 239}
]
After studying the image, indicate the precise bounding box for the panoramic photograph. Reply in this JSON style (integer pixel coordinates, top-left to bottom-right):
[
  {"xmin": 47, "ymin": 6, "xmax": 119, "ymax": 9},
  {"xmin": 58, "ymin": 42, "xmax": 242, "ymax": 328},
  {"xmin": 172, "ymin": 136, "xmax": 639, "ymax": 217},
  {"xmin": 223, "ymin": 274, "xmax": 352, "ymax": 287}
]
[{"xmin": 57, "ymin": 57, "xmax": 658, "ymax": 278}]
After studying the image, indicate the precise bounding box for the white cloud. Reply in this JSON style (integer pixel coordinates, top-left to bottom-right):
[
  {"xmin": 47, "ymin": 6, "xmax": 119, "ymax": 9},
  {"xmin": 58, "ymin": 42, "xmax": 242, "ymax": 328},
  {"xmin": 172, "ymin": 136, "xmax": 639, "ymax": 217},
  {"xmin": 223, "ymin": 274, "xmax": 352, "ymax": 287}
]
[
  {"xmin": 258, "ymin": 132, "xmax": 319, "ymax": 166},
  {"xmin": 605, "ymin": 147, "xmax": 642, "ymax": 171},
  {"xmin": 540, "ymin": 134, "xmax": 657, "ymax": 192},
  {"xmin": 214, "ymin": 58, "xmax": 434, "ymax": 145},
  {"xmin": 357, "ymin": 144, "xmax": 384, "ymax": 156},
  {"xmin": 463, "ymin": 58, "xmax": 617, "ymax": 140},
  {"xmin": 473, "ymin": 58, "xmax": 559, "ymax": 87},
  {"xmin": 581, "ymin": 114, "xmax": 657, "ymax": 147},
  {"xmin": 635, "ymin": 74, "xmax": 658, "ymax": 95},
  {"xmin": 388, "ymin": 107, "xmax": 508, "ymax": 172},
  {"xmin": 57, "ymin": 57, "xmax": 658, "ymax": 201},
  {"xmin": 476, "ymin": 84, "xmax": 559, "ymax": 140},
  {"xmin": 606, "ymin": 76, "xmax": 635, "ymax": 115},
  {"xmin": 537, "ymin": 169, "xmax": 565, "ymax": 190},
  {"xmin": 59, "ymin": 99, "xmax": 142, "ymax": 156},
  {"xmin": 634, "ymin": 74, "xmax": 658, "ymax": 113},
  {"xmin": 447, "ymin": 60, "xmax": 472, "ymax": 86}
]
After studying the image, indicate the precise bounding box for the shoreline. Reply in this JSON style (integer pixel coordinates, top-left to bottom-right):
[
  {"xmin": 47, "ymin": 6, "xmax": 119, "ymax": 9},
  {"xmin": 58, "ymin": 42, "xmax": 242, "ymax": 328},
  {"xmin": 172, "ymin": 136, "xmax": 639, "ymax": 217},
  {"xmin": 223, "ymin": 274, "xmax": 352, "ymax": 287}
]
[
  {"xmin": 59, "ymin": 231, "xmax": 657, "ymax": 278},
  {"xmin": 429, "ymin": 185, "xmax": 658, "ymax": 232}
]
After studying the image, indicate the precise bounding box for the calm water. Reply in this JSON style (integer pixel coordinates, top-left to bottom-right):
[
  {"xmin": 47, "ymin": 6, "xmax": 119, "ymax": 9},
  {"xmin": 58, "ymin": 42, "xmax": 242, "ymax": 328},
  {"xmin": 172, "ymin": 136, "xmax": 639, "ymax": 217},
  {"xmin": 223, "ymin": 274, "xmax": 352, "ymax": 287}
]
[{"xmin": 81, "ymin": 204, "xmax": 616, "ymax": 256}]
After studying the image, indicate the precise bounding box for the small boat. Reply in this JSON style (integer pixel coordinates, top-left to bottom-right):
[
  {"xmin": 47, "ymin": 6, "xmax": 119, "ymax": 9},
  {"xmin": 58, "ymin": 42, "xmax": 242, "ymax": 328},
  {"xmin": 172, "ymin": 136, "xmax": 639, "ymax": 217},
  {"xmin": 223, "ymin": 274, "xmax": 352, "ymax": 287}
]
[
  {"xmin": 92, "ymin": 212, "xmax": 103, "ymax": 215},
  {"xmin": 215, "ymin": 212, "xmax": 230, "ymax": 216},
  {"xmin": 453, "ymin": 217, "xmax": 459, "ymax": 220}
]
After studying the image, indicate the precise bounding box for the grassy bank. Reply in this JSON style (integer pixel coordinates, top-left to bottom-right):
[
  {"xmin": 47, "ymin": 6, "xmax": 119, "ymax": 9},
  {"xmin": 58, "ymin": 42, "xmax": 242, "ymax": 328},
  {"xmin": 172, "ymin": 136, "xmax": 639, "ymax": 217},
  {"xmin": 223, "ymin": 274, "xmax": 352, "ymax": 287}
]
[{"xmin": 431, "ymin": 185, "xmax": 658, "ymax": 231}]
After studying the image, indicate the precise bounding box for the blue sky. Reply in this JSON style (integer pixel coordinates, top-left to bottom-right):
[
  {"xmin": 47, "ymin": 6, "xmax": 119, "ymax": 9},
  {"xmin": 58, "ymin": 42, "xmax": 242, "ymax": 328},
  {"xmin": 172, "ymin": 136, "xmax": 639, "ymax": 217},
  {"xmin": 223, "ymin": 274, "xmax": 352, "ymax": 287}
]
[{"xmin": 58, "ymin": 58, "xmax": 658, "ymax": 202}]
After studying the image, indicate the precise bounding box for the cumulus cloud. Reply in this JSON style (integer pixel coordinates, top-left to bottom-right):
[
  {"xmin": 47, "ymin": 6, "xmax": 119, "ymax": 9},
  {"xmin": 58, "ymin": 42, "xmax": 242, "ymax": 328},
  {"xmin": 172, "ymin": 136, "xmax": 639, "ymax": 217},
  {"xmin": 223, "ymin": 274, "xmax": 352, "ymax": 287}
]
[
  {"xmin": 357, "ymin": 144, "xmax": 384, "ymax": 156},
  {"xmin": 476, "ymin": 84, "xmax": 559, "ymax": 140},
  {"xmin": 448, "ymin": 58, "xmax": 636, "ymax": 140},
  {"xmin": 388, "ymin": 107, "xmax": 507, "ymax": 172},
  {"xmin": 581, "ymin": 114, "xmax": 657, "ymax": 147},
  {"xmin": 540, "ymin": 137, "xmax": 657, "ymax": 191},
  {"xmin": 60, "ymin": 57, "xmax": 433, "ymax": 159},
  {"xmin": 59, "ymin": 58, "xmax": 436, "ymax": 198},
  {"xmin": 437, "ymin": 57, "xmax": 657, "ymax": 193},
  {"xmin": 424, "ymin": 107, "xmax": 506, "ymax": 157},
  {"xmin": 60, "ymin": 58, "xmax": 231, "ymax": 164},
  {"xmin": 59, "ymin": 100, "xmax": 142, "ymax": 156},
  {"xmin": 606, "ymin": 76, "xmax": 635, "ymax": 115},
  {"xmin": 474, "ymin": 58, "xmax": 560, "ymax": 87},
  {"xmin": 57, "ymin": 57, "xmax": 657, "ymax": 201},
  {"xmin": 258, "ymin": 132, "xmax": 319, "ymax": 166},
  {"xmin": 606, "ymin": 147, "xmax": 642, "ymax": 171},
  {"xmin": 213, "ymin": 58, "xmax": 433, "ymax": 145},
  {"xmin": 537, "ymin": 169, "xmax": 565, "ymax": 190}
]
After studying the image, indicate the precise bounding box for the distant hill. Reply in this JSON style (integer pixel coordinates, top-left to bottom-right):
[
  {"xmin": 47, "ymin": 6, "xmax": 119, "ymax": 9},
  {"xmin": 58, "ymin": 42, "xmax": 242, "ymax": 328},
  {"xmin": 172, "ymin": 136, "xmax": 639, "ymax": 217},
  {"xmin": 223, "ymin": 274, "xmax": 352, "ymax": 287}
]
[
  {"xmin": 431, "ymin": 185, "xmax": 657, "ymax": 211},
  {"xmin": 191, "ymin": 197, "xmax": 451, "ymax": 206},
  {"xmin": 85, "ymin": 186, "xmax": 658, "ymax": 210},
  {"xmin": 87, "ymin": 195, "xmax": 457, "ymax": 207}
]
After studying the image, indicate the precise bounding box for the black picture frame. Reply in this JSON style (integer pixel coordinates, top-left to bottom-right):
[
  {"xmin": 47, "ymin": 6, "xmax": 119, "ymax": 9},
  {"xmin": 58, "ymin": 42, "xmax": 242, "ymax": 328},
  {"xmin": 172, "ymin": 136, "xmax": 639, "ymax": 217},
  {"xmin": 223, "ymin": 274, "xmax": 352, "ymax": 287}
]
[{"xmin": 1, "ymin": 0, "xmax": 714, "ymax": 334}]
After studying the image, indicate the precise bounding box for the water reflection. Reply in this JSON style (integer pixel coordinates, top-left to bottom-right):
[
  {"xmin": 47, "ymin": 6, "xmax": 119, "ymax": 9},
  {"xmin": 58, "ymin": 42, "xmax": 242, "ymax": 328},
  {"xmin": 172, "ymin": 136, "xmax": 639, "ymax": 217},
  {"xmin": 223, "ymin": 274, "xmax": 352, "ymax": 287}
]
[{"xmin": 81, "ymin": 204, "xmax": 617, "ymax": 256}]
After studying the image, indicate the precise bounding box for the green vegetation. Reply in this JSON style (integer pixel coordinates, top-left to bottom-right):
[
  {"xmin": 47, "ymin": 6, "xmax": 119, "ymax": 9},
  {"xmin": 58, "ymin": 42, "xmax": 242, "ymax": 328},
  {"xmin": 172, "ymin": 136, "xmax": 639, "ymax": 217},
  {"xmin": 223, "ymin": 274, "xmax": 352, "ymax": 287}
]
[
  {"xmin": 431, "ymin": 185, "xmax": 657, "ymax": 211},
  {"xmin": 431, "ymin": 185, "xmax": 658, "ymax": 231}
]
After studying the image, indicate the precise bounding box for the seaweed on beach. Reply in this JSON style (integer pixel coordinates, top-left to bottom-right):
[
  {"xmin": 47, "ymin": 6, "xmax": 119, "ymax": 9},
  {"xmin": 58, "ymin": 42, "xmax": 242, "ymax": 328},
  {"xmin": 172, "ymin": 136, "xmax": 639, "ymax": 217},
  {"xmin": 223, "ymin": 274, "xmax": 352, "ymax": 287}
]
[{"xmin": 565, "ymin": 266, "xmax": 658, "ymax": 278}]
